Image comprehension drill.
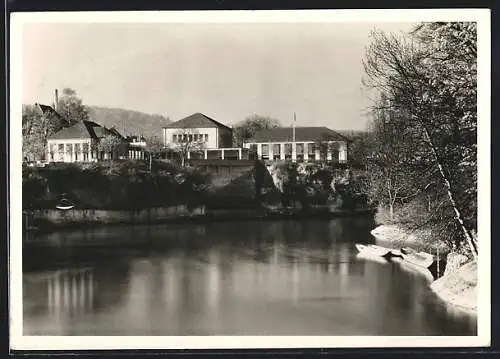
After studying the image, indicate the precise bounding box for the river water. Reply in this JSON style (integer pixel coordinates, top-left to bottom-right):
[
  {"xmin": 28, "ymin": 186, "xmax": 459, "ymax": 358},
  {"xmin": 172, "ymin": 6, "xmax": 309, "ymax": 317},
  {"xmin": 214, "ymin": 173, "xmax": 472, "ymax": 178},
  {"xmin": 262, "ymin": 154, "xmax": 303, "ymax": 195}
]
[{"xmin": 23, "ymin": 218, "xmax": 476, "ymax": 336}]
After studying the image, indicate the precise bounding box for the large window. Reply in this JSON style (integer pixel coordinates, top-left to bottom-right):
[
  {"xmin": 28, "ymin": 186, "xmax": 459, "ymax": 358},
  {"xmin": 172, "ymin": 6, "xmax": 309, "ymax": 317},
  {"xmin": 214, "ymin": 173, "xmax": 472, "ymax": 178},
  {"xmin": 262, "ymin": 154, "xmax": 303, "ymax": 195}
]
[
  {"xmin": 261, "ymin": 144, "xmax": 269, "ymax": 160},
  {"xmin": 307, "ymin": 143, "xmax": 316, "ymax": 161},
  {"xmin": 330, "ymin": 142, "xmax": 340, "ymax": 162},
  {"xmin": 58, "ymin": 144, "xmax": 64, "ymax": 161},
  {"xmin": 74, "ymin": 143, "xmax": 80, "ymax": 161},
  {"xmin": 273, "ymin": 144, "xmax": 281, "ymax": 160},
  {"xmin": 284, "ymin": 143, "xmax": 292, "ymax": 160},
  {"xmin": 83, "ymin": 143, "xmax": 89, "ymax": 161},
  {"xmin": 296, "ymin": 143, "xmax": 304, "ymax": 161},
  {"xmin": 204, "ymin": 134, "xmax": 209, "ymax": 142},
  {"xmin": 173, "ymin": 134, "xmax": 177, "ymax": 142}
]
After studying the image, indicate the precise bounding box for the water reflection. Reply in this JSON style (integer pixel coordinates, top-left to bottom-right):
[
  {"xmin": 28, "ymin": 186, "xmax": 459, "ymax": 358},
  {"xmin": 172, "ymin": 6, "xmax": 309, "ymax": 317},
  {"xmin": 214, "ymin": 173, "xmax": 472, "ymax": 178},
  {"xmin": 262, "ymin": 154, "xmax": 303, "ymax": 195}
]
[{"xmin": 23, "ymin": 219, "xmax": 476, "ymax": 336}]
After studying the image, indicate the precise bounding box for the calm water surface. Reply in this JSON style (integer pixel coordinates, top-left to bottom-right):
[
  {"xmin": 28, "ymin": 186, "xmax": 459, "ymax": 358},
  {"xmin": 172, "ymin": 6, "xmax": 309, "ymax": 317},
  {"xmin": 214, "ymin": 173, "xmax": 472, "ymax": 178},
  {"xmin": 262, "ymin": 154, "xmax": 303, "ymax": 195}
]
[{"xmin": 23, "ymin": 219, "xmax": 476, "ymax": 335}]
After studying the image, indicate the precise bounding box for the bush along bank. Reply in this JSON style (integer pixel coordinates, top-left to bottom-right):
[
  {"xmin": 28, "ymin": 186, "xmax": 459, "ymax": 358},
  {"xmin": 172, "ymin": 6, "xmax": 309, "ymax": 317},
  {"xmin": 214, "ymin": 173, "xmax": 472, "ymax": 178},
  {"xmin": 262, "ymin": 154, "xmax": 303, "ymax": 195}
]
[
  {"xmin": 370, "ymin": 208, "xmax": 477, "ymax": 313},
  {"xmin": 24, "ymin": 160, "xmax": 376, "ymax": 214},
  {"xmin": 259, "ymin": 161, "xmax": 375, "ymax": 212},
  {"xmin": 23, "ymin": 160, "xmax": 210, "ymax": 211}
]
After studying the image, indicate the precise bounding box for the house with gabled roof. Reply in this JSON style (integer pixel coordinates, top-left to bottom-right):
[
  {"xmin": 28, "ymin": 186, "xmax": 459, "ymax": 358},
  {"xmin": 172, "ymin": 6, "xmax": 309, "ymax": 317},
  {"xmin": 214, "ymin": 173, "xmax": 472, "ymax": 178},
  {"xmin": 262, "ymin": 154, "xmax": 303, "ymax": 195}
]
[
  {"xmin": 243, "ymin": 126, "xmax": 348, "ymax": 163},
  {"xmin": 162, "ymin": 112, "xmax": 254, "ymax": 161},
  {"xmin": 35, "ymin": 103, "xmax": 70, "ymax": 126},
  {"xmin": 47, "ymin": 118, "xmax": 126, "ymax": 163},
  {"xmin": 162, "ymin": 112, "xmax": 233, "ymax": 149}
]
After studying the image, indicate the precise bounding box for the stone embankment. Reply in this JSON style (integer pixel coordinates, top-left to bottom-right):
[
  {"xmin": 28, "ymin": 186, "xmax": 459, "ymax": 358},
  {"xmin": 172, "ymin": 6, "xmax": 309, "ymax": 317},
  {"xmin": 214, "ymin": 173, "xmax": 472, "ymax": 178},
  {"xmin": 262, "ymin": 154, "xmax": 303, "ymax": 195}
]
[{"xmin": 370, "ymin": 224, "xmax": 477, "ymax": 313}]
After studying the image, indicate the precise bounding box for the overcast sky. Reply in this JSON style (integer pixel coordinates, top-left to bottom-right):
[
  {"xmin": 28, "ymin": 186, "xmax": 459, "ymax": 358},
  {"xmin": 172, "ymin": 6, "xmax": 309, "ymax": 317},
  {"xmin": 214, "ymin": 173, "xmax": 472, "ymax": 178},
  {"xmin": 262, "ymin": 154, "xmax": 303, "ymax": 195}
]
[{"xmin": 22, "ymin": 21, "xmax": 415, "ymax": 130}]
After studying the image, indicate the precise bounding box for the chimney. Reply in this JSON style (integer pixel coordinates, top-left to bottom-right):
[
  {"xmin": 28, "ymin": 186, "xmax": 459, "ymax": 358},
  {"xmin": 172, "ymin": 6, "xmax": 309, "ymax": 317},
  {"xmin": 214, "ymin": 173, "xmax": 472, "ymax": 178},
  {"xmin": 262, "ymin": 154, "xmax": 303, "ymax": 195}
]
[
  {"xmin": 292, "ymin": 112, "xmax": 296, "ymax": 143},
  {"xmin": 54, "ymin": 89, "xmax": 59, "ymax": 110}
]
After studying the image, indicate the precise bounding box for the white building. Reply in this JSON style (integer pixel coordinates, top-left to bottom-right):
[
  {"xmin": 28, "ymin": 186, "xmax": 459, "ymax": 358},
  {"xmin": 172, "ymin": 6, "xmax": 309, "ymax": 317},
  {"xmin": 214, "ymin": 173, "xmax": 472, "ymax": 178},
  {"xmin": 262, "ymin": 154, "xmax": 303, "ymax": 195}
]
[
  {"xmin": 162, "ymin": 112, "xmax": 251, "ymax": 160},
  {"xmin": 46, "ymin": 119, "xmax": 126, "ymax": 163},
  {"xmin": 163, "ymin": 112, "xmax": 233, "ymax": 149},
  {"xmin": 243, "ymin": 126, "xmax": 348, "ymax": 163}
]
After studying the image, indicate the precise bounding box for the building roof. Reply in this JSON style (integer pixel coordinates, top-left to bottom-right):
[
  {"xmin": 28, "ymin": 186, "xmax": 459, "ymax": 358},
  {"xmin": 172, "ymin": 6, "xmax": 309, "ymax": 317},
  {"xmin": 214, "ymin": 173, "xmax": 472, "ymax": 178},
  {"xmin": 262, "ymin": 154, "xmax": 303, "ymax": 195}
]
[
  {"xmin": 246, "ymin": 126, "xmax": 347, "ymax": 143},
  {"xmin": 48, "ymin": 120, "xmax": 122, "ymax": 140},
  {"xmin": 164, "ymin": 112, "xmax": 231, "ymax": 130},
  {"xmin": 35, "ymin": 103, "xmax": 69, "ymax": 124}
]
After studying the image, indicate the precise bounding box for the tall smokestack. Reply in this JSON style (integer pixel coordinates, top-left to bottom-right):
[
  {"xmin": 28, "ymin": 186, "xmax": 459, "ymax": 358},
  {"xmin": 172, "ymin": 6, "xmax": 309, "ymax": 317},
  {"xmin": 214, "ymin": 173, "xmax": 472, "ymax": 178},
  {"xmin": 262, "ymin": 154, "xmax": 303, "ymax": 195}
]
[
  {"xmin": 292, "ymin": 112, "xmax": 296, "ymax": 142},
  {"xmin": 54, "ymin": 89, "xmax": 59, "ymax": 110}
]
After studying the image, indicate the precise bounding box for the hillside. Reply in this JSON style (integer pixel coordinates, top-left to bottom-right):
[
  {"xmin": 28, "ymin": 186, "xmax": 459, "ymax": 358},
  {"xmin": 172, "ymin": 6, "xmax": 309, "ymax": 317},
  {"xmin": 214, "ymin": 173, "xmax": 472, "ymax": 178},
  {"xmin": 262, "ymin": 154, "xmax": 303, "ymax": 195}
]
[{"xmin": 87, "ymin": 106, "xmax": 171, "ymax": 137}]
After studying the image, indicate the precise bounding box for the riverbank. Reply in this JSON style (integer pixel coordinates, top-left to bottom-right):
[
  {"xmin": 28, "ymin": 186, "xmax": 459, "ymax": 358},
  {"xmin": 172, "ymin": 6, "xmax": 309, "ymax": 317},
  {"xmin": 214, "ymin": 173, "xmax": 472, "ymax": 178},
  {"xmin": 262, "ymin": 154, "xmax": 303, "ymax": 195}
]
[
  {"xmin": 370, "ymin": 224, "xmax": 477, "ymax": 314},
  {"xmin": 430, "ymin": 260, "xmax": 477, "ymax": 312},
  {"xmin": 23, "ymin": 205, "xmax": 377, "ymax": 235}
]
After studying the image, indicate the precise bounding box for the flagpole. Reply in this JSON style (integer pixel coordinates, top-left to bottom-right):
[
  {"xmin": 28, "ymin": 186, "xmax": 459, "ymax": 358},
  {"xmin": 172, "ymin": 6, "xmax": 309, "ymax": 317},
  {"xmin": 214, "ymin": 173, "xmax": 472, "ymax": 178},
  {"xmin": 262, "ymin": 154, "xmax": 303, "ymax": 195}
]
[{"xmin": 293, "ymin": 112, "xmax": 296, "ymax": 143}]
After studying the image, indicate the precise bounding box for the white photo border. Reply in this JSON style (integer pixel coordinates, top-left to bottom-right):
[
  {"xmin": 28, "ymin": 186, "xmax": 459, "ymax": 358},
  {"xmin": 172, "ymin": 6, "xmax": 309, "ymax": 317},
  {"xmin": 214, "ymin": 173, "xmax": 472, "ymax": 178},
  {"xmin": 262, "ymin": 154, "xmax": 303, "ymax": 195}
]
[{"xmin": 9, "ymin": 8, "xmax": 491, "ymax": 350}]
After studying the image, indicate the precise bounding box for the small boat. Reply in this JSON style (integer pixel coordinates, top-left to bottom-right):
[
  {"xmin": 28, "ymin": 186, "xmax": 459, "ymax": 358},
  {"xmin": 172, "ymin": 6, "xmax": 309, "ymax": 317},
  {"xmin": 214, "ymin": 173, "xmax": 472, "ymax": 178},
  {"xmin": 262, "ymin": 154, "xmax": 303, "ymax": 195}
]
[
  {"xmin": 356, "ymin": 251, "xmax": 389, "ymax": 264},
  {"xmin": 355, "ymin": 244, "xmax": 391, "ymax": 257},
  {"xmin": 56, "ymin": 197, "xmax": 75, "ymax": 210}
]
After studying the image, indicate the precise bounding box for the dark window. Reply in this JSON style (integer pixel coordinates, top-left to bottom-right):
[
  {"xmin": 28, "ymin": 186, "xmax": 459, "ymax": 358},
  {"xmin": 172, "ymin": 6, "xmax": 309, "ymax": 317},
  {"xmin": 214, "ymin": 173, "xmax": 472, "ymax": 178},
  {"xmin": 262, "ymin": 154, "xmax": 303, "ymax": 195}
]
[
  {"xmin": 296, "ymin": 143, "xmax": 304, "ymax": 161},
  {"xmin": 83, "ymin": 143, "xmax": 89, "ymax": 161},
  {"xmin": 273, "ymin": 144, "xmax": 281, "ymax": 159},
  {"xmin": 296, "ymin": 143, "xmax": 304, "ymax": 154},
  {"xmin": 74, "ymin": 143, "xmax": 80, "ymax": 161},
  {"xmin": 307, "ymin": 143, "xmax": 315, "ymax": 154},
  {"xmin": 284, "ymin": 143, "xmax": 292, "ymax": 160},
  {"xmin": 261, "ymin": 144, "xmax": 269, "ymax": 159}
]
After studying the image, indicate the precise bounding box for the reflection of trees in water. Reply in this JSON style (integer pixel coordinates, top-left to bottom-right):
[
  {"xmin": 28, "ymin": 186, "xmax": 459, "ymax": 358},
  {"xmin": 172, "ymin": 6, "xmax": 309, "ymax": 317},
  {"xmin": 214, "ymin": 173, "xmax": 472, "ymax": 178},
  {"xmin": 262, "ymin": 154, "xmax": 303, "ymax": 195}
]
[
  {"xmin": 86, "ymin": 262, "xmax": 131, "ymax": 312},
  {"xmin": 339, "ymin": 217, "xmax": 377, "ymax": 244},
  {"xmin": 348, "ymin": 254, "xmax": 366, "ymax": 276},
  {"xmin": 146, "ymin": 257, "xmax": 165, "ymax": 310}
]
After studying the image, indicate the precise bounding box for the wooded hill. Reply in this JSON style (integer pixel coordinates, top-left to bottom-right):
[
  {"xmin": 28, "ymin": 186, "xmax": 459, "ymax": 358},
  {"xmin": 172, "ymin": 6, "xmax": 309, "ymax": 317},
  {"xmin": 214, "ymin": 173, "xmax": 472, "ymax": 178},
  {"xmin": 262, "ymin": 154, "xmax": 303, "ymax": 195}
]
[{"xmin": 87, "ymin": 106, "xmax": 171, "ymax": 137}]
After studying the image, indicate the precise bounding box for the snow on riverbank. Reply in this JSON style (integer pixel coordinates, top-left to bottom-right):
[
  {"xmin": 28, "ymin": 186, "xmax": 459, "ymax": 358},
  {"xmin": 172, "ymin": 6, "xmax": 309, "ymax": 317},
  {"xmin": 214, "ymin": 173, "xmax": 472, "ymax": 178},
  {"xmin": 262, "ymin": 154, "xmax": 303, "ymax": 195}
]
[
  {"xmin": 370, "ymin": 224, "xmax": 477, "ymax": 314},
  {"xmin": 431, "ymin": 261, "xmax": 477, "ymax": 312}
]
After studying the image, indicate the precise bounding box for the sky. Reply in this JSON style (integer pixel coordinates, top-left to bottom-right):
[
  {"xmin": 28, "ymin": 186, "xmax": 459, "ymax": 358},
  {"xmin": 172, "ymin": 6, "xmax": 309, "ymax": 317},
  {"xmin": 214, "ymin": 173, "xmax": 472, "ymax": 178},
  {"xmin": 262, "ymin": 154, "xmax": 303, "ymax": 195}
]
[{"xmin": 22, "ymin": 21, "xmax": 415, "ymax": 130}]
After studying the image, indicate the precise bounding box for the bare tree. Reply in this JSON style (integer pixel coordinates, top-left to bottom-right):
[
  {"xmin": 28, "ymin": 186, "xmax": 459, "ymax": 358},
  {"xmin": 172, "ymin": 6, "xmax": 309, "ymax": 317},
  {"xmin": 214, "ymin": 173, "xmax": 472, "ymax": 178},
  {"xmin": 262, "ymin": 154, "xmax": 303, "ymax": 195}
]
[
  {"xmin": 362, "ymin": 24, "xmax": 478, "ymax": 259},
  {"xmin": 22, "ymin": 104, "xmax": 67, "ymax": 162},
  {"xmin": 314, "ymin": 133, "xmax": 340, "ymax": 163},
  {"xmin": 167, "ymin": 128, "xmax": 206, "ymax": 167},
  {"xmin": 56, "ymin": 88, "xmax": 89, "ymax": 124},
  {"xmin": 144, "ymin": 135, "xmax": 165, "ymax": 171},
  {"xmin": 97, "ymin": 135, "xmax": 123, "ymax": 160},
  {"xmin": 232, "ymin": 115, "xmax": 281, "ymax": 147}
]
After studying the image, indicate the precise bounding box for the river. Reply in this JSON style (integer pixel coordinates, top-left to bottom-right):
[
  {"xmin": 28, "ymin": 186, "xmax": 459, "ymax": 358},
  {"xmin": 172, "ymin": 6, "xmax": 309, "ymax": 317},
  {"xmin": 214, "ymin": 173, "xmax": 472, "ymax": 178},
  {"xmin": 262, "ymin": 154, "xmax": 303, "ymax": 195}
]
[{"xmin": 22, "ymin": 218, "xmax": 476, "ymax": 336}]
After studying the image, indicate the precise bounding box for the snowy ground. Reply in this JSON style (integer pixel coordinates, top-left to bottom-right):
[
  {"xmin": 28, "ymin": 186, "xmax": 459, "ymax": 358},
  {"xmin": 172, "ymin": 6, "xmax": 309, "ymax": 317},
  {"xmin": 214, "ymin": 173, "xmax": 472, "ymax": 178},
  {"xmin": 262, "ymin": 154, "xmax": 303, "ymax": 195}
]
[
  {"xmin": 370, "ymin": 224, "xmax": 477, "ymax": 313},
  {"xmin": 431, "ymin": 261, "xmax": 477, "ymax": 312}
]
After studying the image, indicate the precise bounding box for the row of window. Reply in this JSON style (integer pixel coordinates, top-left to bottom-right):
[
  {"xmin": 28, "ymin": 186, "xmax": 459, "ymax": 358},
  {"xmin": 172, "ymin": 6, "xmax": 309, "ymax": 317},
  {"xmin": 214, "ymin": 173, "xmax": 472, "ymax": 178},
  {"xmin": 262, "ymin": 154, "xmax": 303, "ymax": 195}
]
[
  {"xmin": 172, "ymin": 133, "xmax": 208, "ymax": 143},
  {"xmin": 249, "ymin": 143, "xmax": 342, "ymax": 160},
  {"xmin": 249, "ymin": 143, "xmax": 341, "ymax": 154},
  {"xmin": 50, "ymin": 143, "xmax": 91, "ymax": 154},
  {"xmin": 49, "ymin": 143, "xmax": 92, "ymax": 162}
]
